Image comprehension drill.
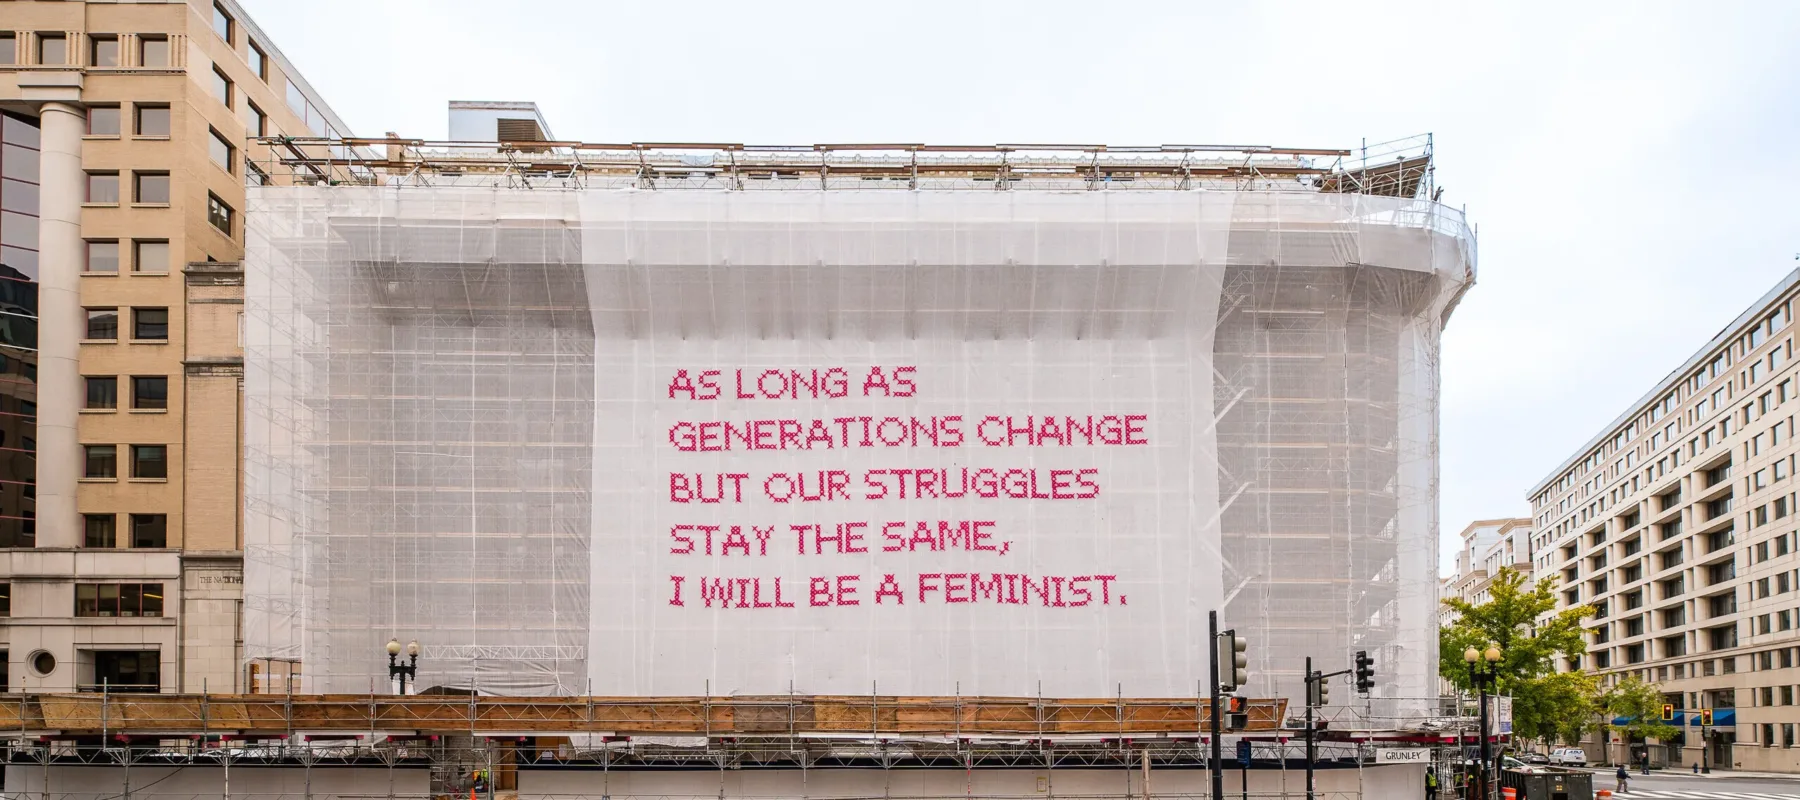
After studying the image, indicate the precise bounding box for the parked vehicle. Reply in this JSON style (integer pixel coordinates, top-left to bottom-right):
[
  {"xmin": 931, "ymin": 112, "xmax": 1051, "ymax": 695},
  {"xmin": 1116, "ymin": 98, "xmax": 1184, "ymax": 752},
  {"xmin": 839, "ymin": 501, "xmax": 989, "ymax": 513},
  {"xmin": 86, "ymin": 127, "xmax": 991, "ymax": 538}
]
[
  {"xmin": 1549, "ymin": 747, "xmax": 1588, "ymax": 767},
  {"xmin": 1523, "ymin": 751, "xmax": 1551, "ymax": 765}
]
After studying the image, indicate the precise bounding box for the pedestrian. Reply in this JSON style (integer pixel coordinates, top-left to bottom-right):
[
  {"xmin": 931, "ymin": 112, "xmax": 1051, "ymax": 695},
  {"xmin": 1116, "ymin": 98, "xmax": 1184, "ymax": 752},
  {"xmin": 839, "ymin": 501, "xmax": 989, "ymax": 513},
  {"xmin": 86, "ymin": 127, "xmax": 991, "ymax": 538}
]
[
  {"xmin": 1425, "ymin": 765, "xmax": 1439, "ymax": 800},
  {"xmin": 1615, "ymin": 763, "xmax": 1630, "ymax": 793},
  {"xmin": 1640, "ymin": 752, "xmax": 1650, "ymax": 775}
]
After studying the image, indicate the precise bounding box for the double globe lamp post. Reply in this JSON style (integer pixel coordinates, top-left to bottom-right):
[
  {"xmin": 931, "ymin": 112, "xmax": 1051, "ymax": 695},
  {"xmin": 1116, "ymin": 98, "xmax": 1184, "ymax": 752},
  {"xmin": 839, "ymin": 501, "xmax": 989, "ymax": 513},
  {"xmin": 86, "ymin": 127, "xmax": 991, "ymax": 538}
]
[
  {"xmin": 1464, "ymin": 644, "xmax": 1503, "ymax": 800},
  {"xmin": 387, "ymin": 639, "xmax": 421, "ymax": 695}
]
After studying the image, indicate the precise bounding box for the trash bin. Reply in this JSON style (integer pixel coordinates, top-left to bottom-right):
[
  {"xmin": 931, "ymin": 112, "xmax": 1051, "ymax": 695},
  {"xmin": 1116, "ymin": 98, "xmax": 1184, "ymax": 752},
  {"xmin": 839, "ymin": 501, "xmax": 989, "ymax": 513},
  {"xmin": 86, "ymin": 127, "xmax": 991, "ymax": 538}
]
[{"xmin": 1501, "ymin": 768, "xmax": 1594, "ymax": 800}]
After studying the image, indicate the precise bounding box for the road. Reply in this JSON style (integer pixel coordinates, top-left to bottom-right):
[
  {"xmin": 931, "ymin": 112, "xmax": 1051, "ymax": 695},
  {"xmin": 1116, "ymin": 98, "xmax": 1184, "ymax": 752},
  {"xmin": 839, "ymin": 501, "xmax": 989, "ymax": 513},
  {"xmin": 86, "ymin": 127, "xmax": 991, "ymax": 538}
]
[{"xmin": 1581, "ymin": 767, "xmax": 1800, "ymax": 798}]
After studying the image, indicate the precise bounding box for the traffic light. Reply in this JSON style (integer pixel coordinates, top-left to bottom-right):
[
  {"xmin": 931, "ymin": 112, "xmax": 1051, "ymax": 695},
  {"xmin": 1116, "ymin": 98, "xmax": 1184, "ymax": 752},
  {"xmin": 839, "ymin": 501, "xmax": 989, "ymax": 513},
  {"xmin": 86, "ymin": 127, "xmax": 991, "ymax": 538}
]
[
  {"xmin": 1354, "ymin": 650, "xmax": 1375, "ymax": 694},
  {"xmin": 1227, "ymin": 695, "xmax": 1249, "ymax": 730},
  {"xmin": 1217, "ymin": 629, "xmax": 1248, "ymax": 691},
  {"xmin": 1306, "ymin": 672, "xmax": 1329, "ymax": 708},
  {"xmin": 1661, "ymin": 703, "xmax": 1675, "ymax": 722},
  {"xmin": 1701, "ymin": 708, "xmax": 1714, "ymax": 726}
]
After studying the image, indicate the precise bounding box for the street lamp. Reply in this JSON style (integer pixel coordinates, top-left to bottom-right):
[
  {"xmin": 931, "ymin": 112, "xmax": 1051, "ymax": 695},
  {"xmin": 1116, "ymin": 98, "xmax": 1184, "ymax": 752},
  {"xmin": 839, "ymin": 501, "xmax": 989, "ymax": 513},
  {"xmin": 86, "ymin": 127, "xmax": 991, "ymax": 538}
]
[
  {"xmin": 1465, "ymin": 644, "xmax": 1503, "ymax": 800},
  {"xmin": 387, "ymin": 639, "xmax": 420, "ymax": 695}
]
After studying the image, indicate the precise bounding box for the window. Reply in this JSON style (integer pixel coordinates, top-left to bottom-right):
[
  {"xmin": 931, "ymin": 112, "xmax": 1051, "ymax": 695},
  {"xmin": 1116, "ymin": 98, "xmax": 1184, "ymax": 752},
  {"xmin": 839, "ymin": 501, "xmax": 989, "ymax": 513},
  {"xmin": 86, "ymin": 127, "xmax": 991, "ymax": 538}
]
[
  {"xmin": 85, "ymin": 240, "xmax": 118, "ymax": 274},
  {"xmin": 213, "ymin": 4, "xmax": 235, "ymax": 42},
  {"xmin": 1707, "ymin": 496, "xmax": 1733, "ymax": 520},
  {"xmin": 130, "ymin": 445, "xmax": 166, "ymax": 480},
  {"xmin": 246, "ymin": 161, "xmax": 268, "ymax": 187},
  {"xmin": 133, "ymin": 240, "xmax": 169, "ymax": 274},
  {"xmin": 1661, "ymin": 519, "xmax": 1683, "ymax": 539},
  {"xmin": 88, "ymin": 106, "xmax": 121, "ymax": 136},
  {"xmin": 130, "ymin": 514, "xmax": 167, "ymax": 548},
  {"xmin": 84, "ymin": 514, "xmax": 116, "ymax": 548},
  {"xmin": 208, "ymin": 128, "xmax": 234, "ymax": 173},
  {"xmin": 84, "ymin": 377, "xmax": 117, "ymax": 410},
  {"xmin": 132, "ymin": 308, "xmax": 168, "ymax": 340},
  {"xmin": 1663, "ymin": 606, "xmax": 1686, "ymax": 627},
  {"xmin": 1707, "ymin": 527, "xmax": 1735, "ymax": 552},
  {"xmin": 75, "ymin": 583, "xmax": 164, "ymax": 618},
  {"xmin": 1710, "ymin": 593, "xmax": 1737, "ymax": 617},
  {"xmin": 1709, "ymin": 624, "xmax": 1738, "ymax": 650},
  {"xmin": 1788, "ymin": 723, "xmax": 1798, "ymax": 748},
  {"xmin": 1660, "ymin": 548, "xmax": 1685, "ymax": 570},
  {"xmin": 133, "ymin": 172, "xmax": 170, "ymax": 204},
  {"xmin": 38, "ymin": 34, "xmax": 67, "ymax": 66},
  {"xmin": 211, "ymin": 68, "xmax": 233, "ymax": 108},
  {"xmin": 1708, "ymin": 463, "xmax": 1733, "ymax": 487},
  {"xmin": 90, "ymin": 35, "xmax": 119, "ymax": 67},
  {"xmin": 248, "ymin": 40, "xmax": 266, "ymax": 80},
  {"xmin": 139, "ymin": 36, "xmax": 170, "ymax": 68},
  {"xmin": 1779, "ymin": 497, "xmax": 1791, "ymax": 519},
  {"xmin": 247, "ymin": 101, "xmax": 267, "ymax": 137},
  {"xmin": 0, "ymin": 34, "xmax": 14, "ymax": 66},
  {"xmin": 86, "ymin": 172, "xmax": 119, "ymax": 204},
  {"xmin": 135, "ymin": 105, "xmax": 171, "ymax": 137},
  {"xmin": 83, "ymin": 445, "xmax": 117, "ymax": 479},
  {"xmin": 1626, "ymin": 616, "xmax": 1645, "ymax": 636},
  {"xmin": 85, "ymin": 308, "xmax": 118, "ymax": 340},
  {"xmin": 207, "ymin": 193, "xmax": 233, "ymax": 235},
  {"xmin": 1707, "ymin": 558, "xmax": 1736, "ymax": 584},
  {"xmin": 131, "ymin": 377, "xmax": 167, "ymax": 410},
  {"xmin": 1759, "ymin": 541, "xmax": 1772, "ymax": 562},
  {"xmin": 92, "ymin": 650, "xmax": 162, "ymax": 693}
]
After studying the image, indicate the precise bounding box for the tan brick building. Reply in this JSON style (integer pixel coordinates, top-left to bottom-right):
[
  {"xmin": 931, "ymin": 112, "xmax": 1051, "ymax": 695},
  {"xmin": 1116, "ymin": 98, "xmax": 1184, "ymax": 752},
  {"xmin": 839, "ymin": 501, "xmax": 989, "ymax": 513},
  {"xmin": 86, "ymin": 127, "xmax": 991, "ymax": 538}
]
[
  {"xmin": 1531, "ymin": 269, "xmax": 1800, "ymax": 773},
  {"xmin": 0, "ymin": 0, "xmax": 349, "ymax": 693}
]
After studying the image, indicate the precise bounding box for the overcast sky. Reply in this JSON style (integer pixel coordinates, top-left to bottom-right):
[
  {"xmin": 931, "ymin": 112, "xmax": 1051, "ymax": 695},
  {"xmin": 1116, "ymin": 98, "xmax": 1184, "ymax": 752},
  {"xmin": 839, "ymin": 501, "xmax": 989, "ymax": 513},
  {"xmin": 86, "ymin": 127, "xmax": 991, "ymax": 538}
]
[{"xmin": 240, "ymin": 0, "xmax": 1800, "ymax": 575}]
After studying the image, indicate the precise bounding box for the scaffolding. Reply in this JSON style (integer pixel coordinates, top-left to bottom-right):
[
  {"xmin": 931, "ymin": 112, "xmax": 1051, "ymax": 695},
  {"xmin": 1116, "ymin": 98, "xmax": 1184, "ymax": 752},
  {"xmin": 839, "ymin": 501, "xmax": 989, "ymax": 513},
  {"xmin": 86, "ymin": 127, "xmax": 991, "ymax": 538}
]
[{"xmin": 238, "ymin": 135, "xmax": 1474, "ymax": 722}]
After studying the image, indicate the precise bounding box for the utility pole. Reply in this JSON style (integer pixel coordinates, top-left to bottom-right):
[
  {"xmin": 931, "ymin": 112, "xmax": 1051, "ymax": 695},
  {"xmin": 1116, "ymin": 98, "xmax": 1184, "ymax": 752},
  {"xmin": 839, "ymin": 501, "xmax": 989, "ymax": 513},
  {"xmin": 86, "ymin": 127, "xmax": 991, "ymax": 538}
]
[{"xmin": 1209, "ymin": 613, "xmax": 1248, "ymax": 800}]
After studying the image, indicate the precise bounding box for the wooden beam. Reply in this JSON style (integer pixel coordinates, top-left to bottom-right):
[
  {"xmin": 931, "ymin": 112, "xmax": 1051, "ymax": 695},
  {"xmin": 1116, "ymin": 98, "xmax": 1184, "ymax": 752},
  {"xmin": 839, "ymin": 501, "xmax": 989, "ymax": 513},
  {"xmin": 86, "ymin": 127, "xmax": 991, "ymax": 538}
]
[{"xmin": 3, "ymin": 695, "xmax": 1289, "ymax": 737}]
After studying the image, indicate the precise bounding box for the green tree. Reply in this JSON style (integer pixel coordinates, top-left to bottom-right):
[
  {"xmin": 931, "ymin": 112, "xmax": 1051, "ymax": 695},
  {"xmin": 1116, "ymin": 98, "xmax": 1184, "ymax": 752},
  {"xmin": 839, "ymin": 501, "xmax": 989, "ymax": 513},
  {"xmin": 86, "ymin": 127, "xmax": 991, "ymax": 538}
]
[
  {"xmin": 1512, "ymin": 670, "xmax": 1602, "ymax": 744},
  {"xmin": 1603, "ymin": 673, "xmax": 1678, "ymax": 744},
  {"xmin": 1440, "ymin": 568, "xmax": 1598, "ymax": 742}
]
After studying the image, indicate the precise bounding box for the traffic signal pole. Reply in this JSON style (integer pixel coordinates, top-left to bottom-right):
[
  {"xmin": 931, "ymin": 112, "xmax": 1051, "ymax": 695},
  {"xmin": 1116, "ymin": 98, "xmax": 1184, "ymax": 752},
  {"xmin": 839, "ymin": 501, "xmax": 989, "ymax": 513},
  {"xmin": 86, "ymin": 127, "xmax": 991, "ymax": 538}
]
[
  {"xmin": 1209, "ymin": 610, "xmax": 1222, "ymax": 800},
  {"xmin": 1304, "ymin": 656, "xmax": 1315, "ymax": 800}
]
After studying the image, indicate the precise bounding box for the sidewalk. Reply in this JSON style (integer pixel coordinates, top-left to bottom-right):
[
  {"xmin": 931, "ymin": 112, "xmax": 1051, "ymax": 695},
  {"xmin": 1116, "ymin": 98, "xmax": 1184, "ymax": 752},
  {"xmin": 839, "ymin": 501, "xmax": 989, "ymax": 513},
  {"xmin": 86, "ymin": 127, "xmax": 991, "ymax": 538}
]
[{"xmin": 1585, "ymin": 766, "xmax": 1799, "ymax": 781}]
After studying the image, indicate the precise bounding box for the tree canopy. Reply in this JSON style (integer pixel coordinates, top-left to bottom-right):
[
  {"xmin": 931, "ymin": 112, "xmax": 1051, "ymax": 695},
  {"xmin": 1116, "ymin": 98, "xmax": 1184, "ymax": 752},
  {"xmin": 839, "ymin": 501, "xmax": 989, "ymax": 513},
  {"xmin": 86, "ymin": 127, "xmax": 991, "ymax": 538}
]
[
  {"xmin": 1440, "ymin": 568, "xmax": 1597, "ymax": 742},
  {"xmin": 1604, "ymin": 673, "xmax": 1679, "ymax": 743}
]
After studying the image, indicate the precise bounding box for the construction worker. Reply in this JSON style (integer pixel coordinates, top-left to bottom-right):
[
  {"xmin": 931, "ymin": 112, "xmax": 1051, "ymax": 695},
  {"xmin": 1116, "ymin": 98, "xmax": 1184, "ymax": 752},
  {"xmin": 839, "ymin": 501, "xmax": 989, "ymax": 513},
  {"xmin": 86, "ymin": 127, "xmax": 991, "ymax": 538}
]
[{"xmin": 1425, "ymin": 765, "xmax": 1439, "ymax": 800}]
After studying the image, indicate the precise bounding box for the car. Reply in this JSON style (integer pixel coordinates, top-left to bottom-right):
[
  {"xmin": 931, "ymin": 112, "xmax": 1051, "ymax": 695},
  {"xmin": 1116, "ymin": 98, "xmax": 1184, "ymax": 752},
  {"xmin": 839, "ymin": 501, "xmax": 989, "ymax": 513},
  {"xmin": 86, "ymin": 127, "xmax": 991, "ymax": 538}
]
[
  {"xmin": 1523, "ymin": 751, "xmax": 1552, "ymax": 765},
  {"xmin": 1549, "ymin": 747, "xmax": 1588, "ymax": 767}
]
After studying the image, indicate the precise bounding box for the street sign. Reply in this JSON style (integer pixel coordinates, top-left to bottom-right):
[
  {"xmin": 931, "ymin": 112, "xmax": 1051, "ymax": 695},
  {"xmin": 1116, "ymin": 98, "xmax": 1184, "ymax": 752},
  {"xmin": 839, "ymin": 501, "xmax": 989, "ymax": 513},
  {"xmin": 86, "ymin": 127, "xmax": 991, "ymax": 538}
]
[
  {"xmin": 1237, "ymin": 739, "xmax": 1252, "ymax": 766},
  {"xmin": 1376, "ymin": 748, "xmax": 1431, "ymax": 764}
]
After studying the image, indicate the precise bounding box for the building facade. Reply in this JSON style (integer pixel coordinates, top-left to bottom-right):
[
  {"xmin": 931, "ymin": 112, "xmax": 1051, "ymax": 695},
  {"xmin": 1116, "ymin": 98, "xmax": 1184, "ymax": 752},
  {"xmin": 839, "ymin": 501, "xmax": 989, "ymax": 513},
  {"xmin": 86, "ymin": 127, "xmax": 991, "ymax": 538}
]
[
  {"xmin": 1443, "ymin": 517, "xmax": 1534, "ymax": 618},
  {"xmin": 0, "ymin": 0, "xmax": 349, "ymax": 694},
  {"xmin": 1530, "ymin": 269, "xmax": 1800, "ymax": 773}
]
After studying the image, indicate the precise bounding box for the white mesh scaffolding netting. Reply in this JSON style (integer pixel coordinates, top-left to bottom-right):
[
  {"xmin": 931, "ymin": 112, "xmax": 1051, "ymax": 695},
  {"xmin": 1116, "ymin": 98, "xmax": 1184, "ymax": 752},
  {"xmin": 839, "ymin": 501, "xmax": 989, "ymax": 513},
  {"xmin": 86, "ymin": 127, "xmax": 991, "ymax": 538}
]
[{"xmin": 243, "ymin": 187, "xmax": 1473, "ymax": 713}]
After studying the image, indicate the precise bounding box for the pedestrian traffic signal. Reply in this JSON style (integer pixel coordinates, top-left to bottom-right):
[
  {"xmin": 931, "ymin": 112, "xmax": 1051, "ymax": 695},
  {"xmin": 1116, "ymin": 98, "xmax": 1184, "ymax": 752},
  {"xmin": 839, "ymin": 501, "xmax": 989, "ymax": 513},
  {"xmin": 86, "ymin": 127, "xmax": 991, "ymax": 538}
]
[
  {"xmin": 1700, "ymin": 708, "xmax": 1713, "ymax": 726},
  {"xmin": 1306, "ymin": 672, "xmax": 1329, "ymax": 707},
  {"xmin": 1354, "ymin": 650, "xmax": 1375, "ymax": 694},
  {"xmin": 1227, "ymin": 695, "xmax": 1248, "ymax": 730},
  {"xmin": 1217, "ymin": 629, "xmax": 1248, "ymax": 691},
  {"xmin": 1661, "ymin": 703, "xmax": 1675, "ymax": 721}
]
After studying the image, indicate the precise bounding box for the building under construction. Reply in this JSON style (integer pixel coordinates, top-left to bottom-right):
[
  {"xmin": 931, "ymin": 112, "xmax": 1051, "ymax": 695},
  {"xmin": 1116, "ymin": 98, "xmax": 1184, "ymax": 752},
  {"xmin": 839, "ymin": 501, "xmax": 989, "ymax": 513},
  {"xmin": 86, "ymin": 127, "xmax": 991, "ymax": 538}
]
[{"xmin": 6, "ymin": 132, "xmax": 1477, "ymax": 799}]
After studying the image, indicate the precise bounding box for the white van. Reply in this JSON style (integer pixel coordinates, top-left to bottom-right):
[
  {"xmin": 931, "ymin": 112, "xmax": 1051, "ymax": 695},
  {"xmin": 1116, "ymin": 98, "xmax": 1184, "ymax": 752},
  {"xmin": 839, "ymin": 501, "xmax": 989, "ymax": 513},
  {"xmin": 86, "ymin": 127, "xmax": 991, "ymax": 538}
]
[{"xmin": 1549, "ymin": 747, "xmax": 1588, "ymax": 767}]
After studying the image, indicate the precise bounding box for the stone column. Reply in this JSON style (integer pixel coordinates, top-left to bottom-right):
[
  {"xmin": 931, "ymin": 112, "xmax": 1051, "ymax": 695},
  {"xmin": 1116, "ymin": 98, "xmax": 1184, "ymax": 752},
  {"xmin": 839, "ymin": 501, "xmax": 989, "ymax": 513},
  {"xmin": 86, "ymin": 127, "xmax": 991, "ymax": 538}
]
[{"xmin": 35, "ymin": 101, "xmax": 83, "ymax": 549}]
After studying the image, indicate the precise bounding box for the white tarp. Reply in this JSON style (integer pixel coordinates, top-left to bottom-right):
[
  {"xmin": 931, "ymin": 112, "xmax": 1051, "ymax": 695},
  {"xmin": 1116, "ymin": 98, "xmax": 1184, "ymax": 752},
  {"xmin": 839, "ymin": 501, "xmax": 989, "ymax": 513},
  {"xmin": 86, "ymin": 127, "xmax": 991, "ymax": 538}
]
[{"xmin": 243, "ymin": 187, "xmax": 1471, "ymax": 706}]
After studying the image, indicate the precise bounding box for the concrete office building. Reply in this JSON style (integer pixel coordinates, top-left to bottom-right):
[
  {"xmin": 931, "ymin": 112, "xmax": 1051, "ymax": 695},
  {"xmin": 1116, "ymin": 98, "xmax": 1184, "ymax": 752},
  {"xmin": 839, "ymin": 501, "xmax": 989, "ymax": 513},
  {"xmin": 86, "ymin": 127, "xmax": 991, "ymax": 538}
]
[
  {"xmin": 0, "ymin": 0, "xmax": 350, "ymax": 694},
  {"xmin": 1443, "ymin": 517, "xmax": 1534, "ymax": 618},
  {"xmin": 1529, "ymin": 269, "xmax": 1800, "ymax": 773}
]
